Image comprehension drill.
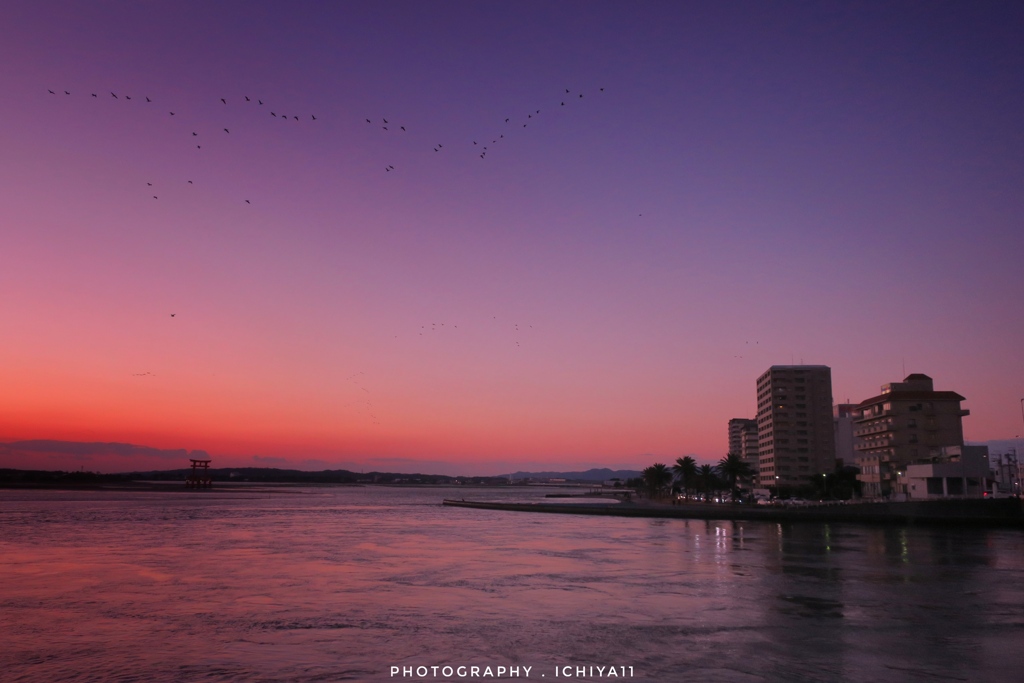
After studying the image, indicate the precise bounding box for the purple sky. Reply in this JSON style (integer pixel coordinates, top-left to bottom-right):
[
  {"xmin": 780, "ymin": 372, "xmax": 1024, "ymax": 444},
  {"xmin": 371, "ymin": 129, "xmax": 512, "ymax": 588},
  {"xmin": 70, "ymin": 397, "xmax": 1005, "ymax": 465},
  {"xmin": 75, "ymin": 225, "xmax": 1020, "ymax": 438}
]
[{"xmin": 2, "ymin": 1, "xmax": 1022, "ymax": 475}]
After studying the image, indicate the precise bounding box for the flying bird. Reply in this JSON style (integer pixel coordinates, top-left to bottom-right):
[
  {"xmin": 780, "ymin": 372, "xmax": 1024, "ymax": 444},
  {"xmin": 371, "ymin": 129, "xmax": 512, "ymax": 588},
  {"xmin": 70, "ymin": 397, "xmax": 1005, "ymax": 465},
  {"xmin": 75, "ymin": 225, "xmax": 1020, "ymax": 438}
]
[
  {"xmin": 64, "ymin": 90, "xmax": 70, "ymax": 95},
  {"xmin": 271, "ymin": 112, "xmax": 277, "ymax": 117},
  {"xmin": 192, "ymin": 132, "xmax": 197, "ymax": 136},
  {"xmin": 48, "ymin": 89, "xmax": 55, "ymax": 94},
  {"xmin": 170, "ymin": 314, "xmax": 175, "ymax": 317},
  {"xmin": 221, "ymin": 98, "xmax": 226, "ymax": 104},
  {"xmin": 111, "ymin": 92, "xmax": 117, "ymax": 98},
  {"xmin": 245, "ymin": 199, "xmax": 250, "ymax": 204},
  {"xmin": 224, "ymin": 128, "xmax": 229, "ymax": 133},
  {"xmin": 400, "ymin": 126, "xmax": 405, "ymax": 131},
  {"xmin": 125, "ymin": 95, "xmax": 131, "ymax": 100},
  {"xmin": 245, "ymin": 96, "xmax": 250, "ymax": 102},
  {"xmin": 146, "ymin": 96, "xmax": 151, "ymax": 102},
  {"xmin": 311, "ymin": 115, "xmax": 316, "ymax": 120},
  {"xmin": 92, "ymin": 93, "xmax": 97, "ymax": 97},
  {"xmin": 258, "ymin": 99, "xmax": 263, "ymax": 105},
  {"xmin": 170, "ymin": 111, "xmax": 175, "ymax": 115}
]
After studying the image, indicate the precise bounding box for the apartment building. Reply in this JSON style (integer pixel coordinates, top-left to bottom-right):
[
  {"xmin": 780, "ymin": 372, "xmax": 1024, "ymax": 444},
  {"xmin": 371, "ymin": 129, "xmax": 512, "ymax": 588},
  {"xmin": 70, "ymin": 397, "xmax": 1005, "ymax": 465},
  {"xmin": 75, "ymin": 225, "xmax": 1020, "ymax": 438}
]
[
  {"xmin": 728, "ymin": 418, "xmax": 759, "ymax": 485},
  {"xmin": 853, "ymin": 373, "xmax": 969, "ymax": 498},
  {"xmin": 756, "ymin": 365, "xmax": 836, "ymax": 490}
]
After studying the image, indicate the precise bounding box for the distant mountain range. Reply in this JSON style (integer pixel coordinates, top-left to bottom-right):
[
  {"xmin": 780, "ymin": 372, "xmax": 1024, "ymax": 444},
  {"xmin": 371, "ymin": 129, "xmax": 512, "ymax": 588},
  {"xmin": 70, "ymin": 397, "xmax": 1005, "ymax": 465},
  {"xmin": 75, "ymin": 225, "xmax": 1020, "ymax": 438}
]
[{"xmin": 502, "ymin": 468, "xmax": 642, "ymax": 481}]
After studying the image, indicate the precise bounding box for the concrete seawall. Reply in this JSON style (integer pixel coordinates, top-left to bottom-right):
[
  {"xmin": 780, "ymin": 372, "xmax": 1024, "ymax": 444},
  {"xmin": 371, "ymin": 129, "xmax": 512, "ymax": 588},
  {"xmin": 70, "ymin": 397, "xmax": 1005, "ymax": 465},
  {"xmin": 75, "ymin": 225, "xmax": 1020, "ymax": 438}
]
[{"xmin": 443, "ymin": 498, "xmax": 1024, "ymax": 528}]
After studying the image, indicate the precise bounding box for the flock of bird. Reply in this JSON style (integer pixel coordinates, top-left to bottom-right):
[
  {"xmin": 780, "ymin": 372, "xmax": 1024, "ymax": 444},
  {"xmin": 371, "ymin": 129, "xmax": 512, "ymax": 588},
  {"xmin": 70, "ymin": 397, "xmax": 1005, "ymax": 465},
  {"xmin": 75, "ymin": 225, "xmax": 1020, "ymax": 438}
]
[
  {"xmin": 46, "ymin": 83, "xmax": 607, "ymax": 199},
  {"xmin": 47, "ymin": 87, "xmax": 322, "ymax": 205},
  {"xmin": 46, "ymin": 82, "xmax": 605, "ymax": 419}
]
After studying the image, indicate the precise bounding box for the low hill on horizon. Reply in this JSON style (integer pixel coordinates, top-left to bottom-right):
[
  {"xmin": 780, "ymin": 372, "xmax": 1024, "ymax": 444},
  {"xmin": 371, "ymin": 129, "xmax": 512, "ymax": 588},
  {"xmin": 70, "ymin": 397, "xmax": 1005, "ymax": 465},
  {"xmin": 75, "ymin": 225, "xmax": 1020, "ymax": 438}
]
[{"xmin": 502, "ymin": 468, "xmax": 642, "ymax": 481}]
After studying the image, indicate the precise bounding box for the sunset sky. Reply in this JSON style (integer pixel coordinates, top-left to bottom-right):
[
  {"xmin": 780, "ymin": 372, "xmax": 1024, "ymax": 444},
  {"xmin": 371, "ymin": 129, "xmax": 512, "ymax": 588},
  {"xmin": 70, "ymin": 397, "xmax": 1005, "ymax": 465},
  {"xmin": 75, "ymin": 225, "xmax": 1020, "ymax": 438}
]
[{"xmin": 2, "ymin": 1, "xmax": 1022, "ymax": 475}]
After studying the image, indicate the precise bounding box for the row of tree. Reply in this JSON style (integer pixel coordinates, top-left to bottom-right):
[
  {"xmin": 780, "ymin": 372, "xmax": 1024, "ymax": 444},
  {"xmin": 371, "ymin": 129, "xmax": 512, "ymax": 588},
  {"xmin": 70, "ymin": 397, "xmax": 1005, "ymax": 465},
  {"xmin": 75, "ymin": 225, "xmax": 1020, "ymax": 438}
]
[{"xmin": 635, "ymin": 453, "xmax": 755, "ymax": 501}]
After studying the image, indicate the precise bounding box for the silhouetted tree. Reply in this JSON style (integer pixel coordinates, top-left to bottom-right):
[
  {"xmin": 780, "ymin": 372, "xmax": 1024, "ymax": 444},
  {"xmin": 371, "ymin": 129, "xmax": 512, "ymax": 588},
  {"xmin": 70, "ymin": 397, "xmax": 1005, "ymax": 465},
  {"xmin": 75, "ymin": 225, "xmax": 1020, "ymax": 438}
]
[
  {"xmin": 716, "ymin": 452, "xmax": 755, "ymax": 501},
  {"xmin": 698, "ymin": 464, "xmax": 717, "ymax": 499},
  {"xmin": 643, "ymin": 463, "xmax": 673, "ymax": 499},
  {"xmin": 673, "ymin": 456, "xmax": 697, "ymax": 499}
]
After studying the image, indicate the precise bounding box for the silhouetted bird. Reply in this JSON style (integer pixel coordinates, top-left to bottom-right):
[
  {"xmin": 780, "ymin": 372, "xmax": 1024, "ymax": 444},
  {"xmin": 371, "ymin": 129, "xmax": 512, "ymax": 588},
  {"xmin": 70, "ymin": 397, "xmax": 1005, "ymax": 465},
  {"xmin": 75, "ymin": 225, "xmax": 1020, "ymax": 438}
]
[
  {"xmin": 383, "ymin": 118, "xmax": 388, "ymax": 123},
  {"xmin": 48, "ymin": 89, "xmax": 55, "ymax": 94},
  {"xmin": 245, "ymin": 96, "xmax": 250, "ymax": 102},
  {"xmin": 579, "ymin": 93, "xmax": 583, "ymax": 98},
  {"xmin": 271, "ymin": 112, "xmax": 276, "ymax": 117},
  {"xmin": 245, "ymin": 200, "xmax": 250, "ymax": 204},
  {"xmin": 224, "ymin": 128, "xmax": 229, "ymax": 133},
  {"xmin": 171, "ymin": 314, "xmax": 175, "ymax": 317},
  {"xmin": 187, "ymin": 180, "xmax": 193, "ymax": 184},
  {"xmin": 388, "ymin": 165, "xmax": 394, "ymax": 170},
  {"xmin": 258, "ymin": 100, "xmax": 263, "ymax": 105},
  {"xmin": 566, "ymin": 89, "xmax": 570, "ymax": 93},
  {"xmin": 293, "ymin": 116, "xmax": 298, "ymax": 121},
  {"xmin": 125, "ymin": 95, "xmax": 131, "ymax": 100},
  {"xmin": 92, "ymin": 93, "xmax": 97, "ymax": 97},
  {"xmin": 600, "ymin": 87, "xmax": 604, "ymax": 91},
  {"xmin": 64, "ymin": 90, "xmax": 70, "ymax": 95},
  {"xmin": 311, "ymin": 115, "xmax": 316, "ymax": 120},
  {"xmin": 221, "ymin": 98, "xmax": 226, "ymax": 104},
  {"xmin": 170, "ymin": 111, "xmax": 175, "ymax": 115},
  {"xmin": 366, "ymin": 119, "xmax": 371, "ymax": 123},
  {"xmin": 561, "ymin": 102, "xmax": 565, "ymax": 106},
  {"xmin": 111, "ymin": 92, "xmax": 117, "ymax": 98},
  {"xmin": 192, "ymin": 132, "xmax": 197, "ymax": 136},
  {"xmin": 147, "ymin": 182, "xmax": 153, "ymax": 186},
  {"xmin": 383, "ymin": 126, "xmax": 388, "ymax": 130},
  {"xmin": 400, "ymin": 126, "xmax": 405, "ymax": 131},
  {"xmin": 153, "ymin": 196, "xmax": 157, "ymax": 199},
  {"xmin": 146, "ymin": 96, "xmax": 151, "ymax": 102},
  {"xmin": 505, "ymin": 118, "xmax": 509, "ymax": 122}
]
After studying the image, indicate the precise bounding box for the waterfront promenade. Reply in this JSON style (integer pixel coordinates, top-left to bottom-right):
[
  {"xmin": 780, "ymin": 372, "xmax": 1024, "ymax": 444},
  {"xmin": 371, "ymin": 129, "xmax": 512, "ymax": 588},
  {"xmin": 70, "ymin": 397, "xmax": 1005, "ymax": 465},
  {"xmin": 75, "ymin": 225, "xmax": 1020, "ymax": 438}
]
[{"xmin": 443, "ymin": 496, "xmax": 1024, "ymax": 528}]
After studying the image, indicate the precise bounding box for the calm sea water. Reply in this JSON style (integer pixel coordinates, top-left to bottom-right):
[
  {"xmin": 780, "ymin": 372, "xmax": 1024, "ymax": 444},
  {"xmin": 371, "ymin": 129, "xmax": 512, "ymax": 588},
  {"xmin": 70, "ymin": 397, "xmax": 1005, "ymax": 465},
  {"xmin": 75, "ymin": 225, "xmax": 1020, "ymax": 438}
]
[{"xmin": 2, "ymin": 486, "xmax": 1022, "ymax": 683}]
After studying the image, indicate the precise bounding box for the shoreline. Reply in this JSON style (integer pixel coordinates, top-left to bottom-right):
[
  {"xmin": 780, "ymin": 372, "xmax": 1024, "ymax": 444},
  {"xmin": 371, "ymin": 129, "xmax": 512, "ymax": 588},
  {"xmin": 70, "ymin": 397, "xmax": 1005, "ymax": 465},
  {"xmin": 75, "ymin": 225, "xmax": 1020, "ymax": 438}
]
[{"xmin": 442, "ymin": 497, "xmax": 1024, "ymax": 528}]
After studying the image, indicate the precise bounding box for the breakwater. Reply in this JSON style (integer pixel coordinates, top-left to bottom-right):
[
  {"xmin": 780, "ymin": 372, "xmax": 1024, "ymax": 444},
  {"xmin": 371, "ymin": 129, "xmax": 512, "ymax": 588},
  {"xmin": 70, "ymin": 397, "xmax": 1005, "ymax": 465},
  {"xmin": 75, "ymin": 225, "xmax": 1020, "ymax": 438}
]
[{"xmin": 443, "ymin": 497, "xmax": 1024, "ymax": 528}]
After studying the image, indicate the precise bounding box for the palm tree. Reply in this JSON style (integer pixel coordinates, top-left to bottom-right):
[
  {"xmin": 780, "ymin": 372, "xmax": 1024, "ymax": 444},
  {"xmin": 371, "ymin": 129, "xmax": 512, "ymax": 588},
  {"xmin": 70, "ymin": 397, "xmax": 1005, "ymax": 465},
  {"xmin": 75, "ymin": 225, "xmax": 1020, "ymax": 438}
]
[
  {"xmin": 672, "ymin": 456, "xmax": 697, "ymax": 500},
  {"xmin": 716, "ymin": 452, "xmax": 755, "ymax": 502},
  {"xmin": 698, "ymin": 464, "xmax": 716, "ymax": 500},
  {"xmin": 642, "ymin": 463, "xmax": 673, "ymax": 500}
]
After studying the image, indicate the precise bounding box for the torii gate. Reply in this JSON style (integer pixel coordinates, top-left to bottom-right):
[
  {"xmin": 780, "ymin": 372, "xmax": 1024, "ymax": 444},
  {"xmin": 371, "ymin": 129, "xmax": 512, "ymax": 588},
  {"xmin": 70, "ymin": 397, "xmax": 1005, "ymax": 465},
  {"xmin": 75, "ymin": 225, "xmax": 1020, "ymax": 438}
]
[{"xmin": 185, "ymin": 458, "xmax": 212, "ymax": 488}]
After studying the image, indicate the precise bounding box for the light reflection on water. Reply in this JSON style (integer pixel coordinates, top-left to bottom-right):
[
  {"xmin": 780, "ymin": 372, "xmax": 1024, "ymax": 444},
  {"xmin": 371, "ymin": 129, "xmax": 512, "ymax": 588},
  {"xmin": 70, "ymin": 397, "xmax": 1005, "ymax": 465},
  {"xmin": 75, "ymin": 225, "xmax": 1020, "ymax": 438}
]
[{"xmin": 2, "ymin": 486, "xmax": 1023, "ymax": 682}]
